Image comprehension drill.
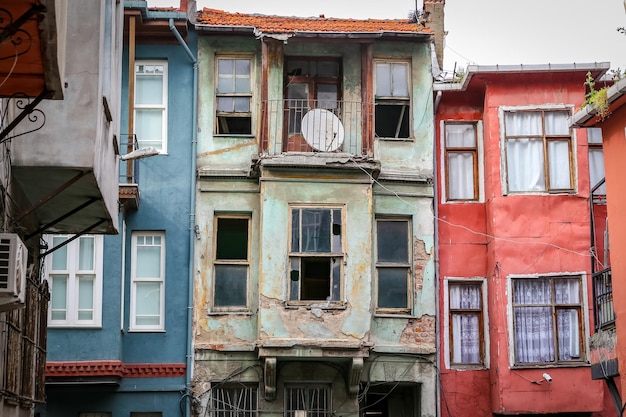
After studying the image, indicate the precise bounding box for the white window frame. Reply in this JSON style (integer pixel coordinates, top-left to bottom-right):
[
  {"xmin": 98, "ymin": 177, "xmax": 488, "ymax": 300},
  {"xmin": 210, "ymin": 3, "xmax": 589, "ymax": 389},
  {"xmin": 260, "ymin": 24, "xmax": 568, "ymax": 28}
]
[
  {"xmin": 212, "ymin": 215, "xmax": 251, "ymax": 312},
  {"xmin": 440, "ymin": 121, "xmax": 485, "ymax": 203},
  {"xmin": 375, "ymin": 217, "xmax": 412, "ymax": 314},
  {"xmin": 288, "ymin": 206, "xmax": 345, "ymax": 306},
  {"xmin": 587, "ymin": 127, "xmax": 605, "ymax": 195},
  {"xmin": 44, "ymin": 234, "xmax": 104, "ymax": 328},
  {"xmin": 374, "ymin": 59, "xmax": 412, "ymax": 140},
  {"xmin": 130, "ymin": 232, "xmax": 165, "ymax": 332},
  {"xmin": 215, "ymin": 55, "xmax": 254, "ymax": 136},
  {"xmin": 500, "ymin": 106, "xmax": 576, "ymax": 195},
  {"xmin": 507, "ymin": 272, "xmax": 589, "ymax": 367},
  {"xmin": 443, "ymin": 278, "xmax": 489, "ymax": 369},
  {"xmin": 134, "ymin": 60, "xmax": 168, "ymax": 153}
]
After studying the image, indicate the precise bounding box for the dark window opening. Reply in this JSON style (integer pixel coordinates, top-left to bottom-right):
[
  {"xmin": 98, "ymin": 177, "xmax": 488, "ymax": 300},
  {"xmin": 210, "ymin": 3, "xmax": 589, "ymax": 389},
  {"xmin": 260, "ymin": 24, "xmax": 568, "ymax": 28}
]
[
  {"xmin": 214, "ymin": 217, "xmax": 249, "ymax": 308},
  {"xmin": 375, "ymin": 104, "xmax": 410, "ymax": 138},
  {"xmin": 360, "ymin": 384, "xmax": 419, "ymax": 417},
  {"xmin": 217, "ymin": 115, "xmax": 252, "ymax": 135}
]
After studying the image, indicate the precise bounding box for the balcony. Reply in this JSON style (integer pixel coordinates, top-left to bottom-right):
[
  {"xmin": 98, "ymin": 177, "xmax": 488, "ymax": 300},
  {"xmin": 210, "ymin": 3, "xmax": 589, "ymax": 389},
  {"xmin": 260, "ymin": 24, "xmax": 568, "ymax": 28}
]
[{"xmin": 261, "ymin": 100, "xmax": 373, "ymax": 156}]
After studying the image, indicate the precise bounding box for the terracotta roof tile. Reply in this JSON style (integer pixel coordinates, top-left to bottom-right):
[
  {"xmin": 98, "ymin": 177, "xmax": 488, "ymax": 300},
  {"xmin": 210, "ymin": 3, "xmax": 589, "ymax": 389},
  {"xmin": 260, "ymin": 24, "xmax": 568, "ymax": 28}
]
[{"xmin": 196, "ymin": 8, "xmax": 432, "ymax": 35}]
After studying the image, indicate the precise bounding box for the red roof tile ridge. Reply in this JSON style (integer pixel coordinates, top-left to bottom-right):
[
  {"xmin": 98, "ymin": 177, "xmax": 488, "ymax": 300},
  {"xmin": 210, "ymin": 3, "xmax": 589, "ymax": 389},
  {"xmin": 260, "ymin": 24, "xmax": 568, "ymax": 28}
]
[{"xmin": 199, "ymin": 7, "xmax": 411, "ymax": 23}]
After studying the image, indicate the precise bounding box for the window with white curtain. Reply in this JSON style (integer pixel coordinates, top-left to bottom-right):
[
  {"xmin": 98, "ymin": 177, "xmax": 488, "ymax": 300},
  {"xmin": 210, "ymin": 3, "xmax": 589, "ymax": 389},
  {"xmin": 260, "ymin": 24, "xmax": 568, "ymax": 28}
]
[
  {"xmin": 445, "ymin": 123, "xmax": 479, "ymax": 201},
  {"xmin": 449, "ymin": 282, "xmax": 484, "ymax": 365},
  {"xmin": 135, "ymin": 61, "xmax": 167, "ymax": 152},
  {"xmin": 588, "ymin": 128, "xmax": 605, "ymax": 194},
  {"xmin": 503, "ymin": 110, "xmax": 573, "ymax": 193},
  {"xmin": 44, "ymin": 234, "xmax": 103, "ymax": 327},
  {"xmin": 512, "ymin": 275, "xmax": 584, "ymax": 365},
  {"xmin": 130, "ymin": 232, "xmax": 165, "ymax": 331}
]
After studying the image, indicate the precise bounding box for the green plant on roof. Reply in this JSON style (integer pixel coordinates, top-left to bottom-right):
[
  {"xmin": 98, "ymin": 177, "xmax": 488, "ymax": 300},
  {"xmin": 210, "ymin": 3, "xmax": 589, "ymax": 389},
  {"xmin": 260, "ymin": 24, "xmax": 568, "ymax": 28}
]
[{"xmin": 581, "ymin": 71, "xmax": 610, "ymax": 121}]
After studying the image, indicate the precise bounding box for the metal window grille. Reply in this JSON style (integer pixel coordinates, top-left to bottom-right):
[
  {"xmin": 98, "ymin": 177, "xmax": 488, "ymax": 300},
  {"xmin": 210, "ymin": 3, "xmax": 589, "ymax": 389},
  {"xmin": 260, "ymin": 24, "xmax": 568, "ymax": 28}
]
[
  {"xmin": 208, "ymin": 385, "xmax": 258, "ymax": 417},
  {"xmin": 285, "ymin": 386, "xmax": 332, "ymax": 417}
]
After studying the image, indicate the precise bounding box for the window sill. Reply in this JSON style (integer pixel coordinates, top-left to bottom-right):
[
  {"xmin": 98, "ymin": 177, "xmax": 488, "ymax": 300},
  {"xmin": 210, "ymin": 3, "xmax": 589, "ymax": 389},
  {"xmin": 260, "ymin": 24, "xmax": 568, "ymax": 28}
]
[
  {"xmin": 451, "ymin": 364, "xmax": 488, "ymax": 370},
  {"xmin": 512, "ymin": 361, "xmax": 589, "ymax": 369},
  {"xmin": 284, "ymin": 302, "xmax": 346, "ymax": 310},
  {"xmin": 208, "ymin": 310, "xmax": 253, "ymax": 316},
  {"xmin": 374, "ymin": 312, "xmax": 414, "ymax": 319},
  {"xmin": 376, "ymin": 137, "xmax": 414, "ymax": 142},
  {"xmin": 127, "ymin": 329, "xmax": 166, "ymax": 333},
  {"xmin": 48, "ymin": 324, "xmax": 103, "ymax": 329},
  {"xmin": 505, "ymin": 190, "xmax": 576, "ymax": 196},
  {"xmin": 213, "ymin": 134, "xmax": 255, "ymax": 139}
]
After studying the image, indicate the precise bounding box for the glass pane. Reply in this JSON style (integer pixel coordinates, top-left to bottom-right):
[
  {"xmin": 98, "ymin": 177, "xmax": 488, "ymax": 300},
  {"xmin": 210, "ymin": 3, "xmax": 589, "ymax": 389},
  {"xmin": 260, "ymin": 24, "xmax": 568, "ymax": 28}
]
[
  {"xmin": 51, "ymin": 275, "xmax": 68, "ymax": 319},
  {"xmin": 514, "ymin": 306, "xmax": 555, "ymax": 362},
  {"xmin": 506, "ymin": 138, "xmax": 545, "ymax": 192},
  {"xmin": 446, "ymin": 124, "xmax": 476, "ymax": 147},
  {"xmin": 216, "ymin": 218, "xmax": 248, "ymax": 260},
  {"xmin": 449, "ymin": 284, "xmax": 481, "ymax": 309},
  {"xmin": 376, "ymin": 63, "xmax": 391, "ymax": 96},
  {"xmin": 234, "ymin": 97, "xmax": 250, "ymax": 112},
  {"xmin": 235, "ymin": 76, "xmax": 250, "ymax": 93},
  {"xmin": 504, "ymin": 112, "xmax": 542, "ymax": 136},
  {"xmin": 135, "ymin": 281, "xmax": 161, "ymax": 325},
  {"xmin": 214, "ymin": 265, "xmax": 247, "ymax": 307},
  {"xmin": 331, "ymin": 258, "xmax": 341, "ymax": 301},
  {"xmin": 317, "ymin": 60, "xmax": 339, "ymax": 77},
  {"xmin": 78, "ymin": 275, "xmax": 94, "ymax": 320},
  {"xmin": 378, "ymin": 267, "xmax": 408, "ymax": 308},
  {"xmin": 452, "ymin": 313, "xmax": 480, "ymax": 363},
  {"xmin": 136, "ymin": 75, "xmax": 163, "ymax": 105},
  {"xmin": 548, "ymin": 140, "xmax": 571, "ymax": 189},
  {"xmin": 235, "ymin": 59, "xmax": 250, "ymax": 75},
  {"xmin": 217, "ymin": 97, "xmax": 234, "ymax": 112},
  {"xmin": 544, "ymin": 111, "xmax": 570, "ymax": 135},
  {"xmin": 332, "ymin": 209, "xmax": 342, "ymax": 253},
  {"xmin": 317, "ymin": 85, "xmax": 338, "ymax": 109},
  {"xmin": 589, "ymin": 148, "xmax": 606, "ymax": 193},
  {"xmin": 218, "ymin": 75, "xmax": 233, "ymax": 94},
  {"xmin": 289, "ymin": 258, "xmax": 300, "ymax": 301},
  {"xmin": 448, "ymin": 152, "xmax": 475, "ymax": 200},
  {"xmin": 79, "ymin": 236, "xmax": 95, "ymax": 270},
  {"xmin": 377, "ymin": 220, "xmax": 408, "ymax": 263},
  {"xmin": 136, "ymin": 244, "xmax": 161, "ymax": 278},
  {"xmin": 218, "ymin": 59, "xmax": 233, "ymax": 77},
  {"xmin": 588, "ymin": 127, "xmax": 603, "ymax": 144},
  {"xmin": 301, "ymin": 209, "xmax": 331, "ymax": 253},
  {"xmin": 291, "ymin": 209, "xmax": 300, "ymax": 252},
  {"xmin": 135, "ymin": 109, "xmax": 163, "ymax": 149},
  {"xmin": 554, "ymin": 277, "xmax": 580, "ymax": 304},
  {"xmin": 513, "ymin": 278, "xmax": 551, "ymax": 305},
  {"xmin": 51, "ymin": 236, "xmax": 68, "ymax": 270},
  {"xmin": 557, "ymin": 308, "xmax": 580, "ymax": 360},
  {"xmin": 391, "ymin": 63, "xmax": 409, "ymax": 97}
]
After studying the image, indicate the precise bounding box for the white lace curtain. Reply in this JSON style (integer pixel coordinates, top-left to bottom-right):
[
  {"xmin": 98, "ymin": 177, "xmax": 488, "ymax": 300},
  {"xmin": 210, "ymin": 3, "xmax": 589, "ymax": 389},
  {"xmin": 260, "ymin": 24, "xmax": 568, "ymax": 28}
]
[
  {"xmin": 450, "ymin": 284, "xmax": 481, "ymax": 363},
  {"xmin": 513, "ymin": 278, "xmax": 581, "ymax": 363},
  {"xmin": 446, "ymin": 124, "xmax": 476, "ymax": 200}
]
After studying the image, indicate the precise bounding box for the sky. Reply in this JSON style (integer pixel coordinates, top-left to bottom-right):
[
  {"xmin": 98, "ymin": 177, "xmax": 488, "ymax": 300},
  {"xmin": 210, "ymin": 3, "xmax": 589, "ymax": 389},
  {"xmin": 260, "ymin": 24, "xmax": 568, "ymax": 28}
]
[{"xmin": 148, "ymin": 0, "xmax": 626, "ymax": 75}]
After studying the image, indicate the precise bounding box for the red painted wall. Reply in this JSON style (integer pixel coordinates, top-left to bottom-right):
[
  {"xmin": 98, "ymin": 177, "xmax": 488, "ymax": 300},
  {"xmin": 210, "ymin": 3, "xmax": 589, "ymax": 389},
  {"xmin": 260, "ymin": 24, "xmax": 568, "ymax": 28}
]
[{"xmin": 436, "ymin": 72, "xmax": 614, "ymax": 417}]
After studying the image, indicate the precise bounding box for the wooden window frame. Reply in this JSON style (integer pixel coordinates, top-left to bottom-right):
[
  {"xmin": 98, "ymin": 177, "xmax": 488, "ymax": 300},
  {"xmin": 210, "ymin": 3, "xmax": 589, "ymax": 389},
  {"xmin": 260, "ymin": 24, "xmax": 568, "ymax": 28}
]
[
  {"xmin": 448, "ymin": 281, "xmax": 484, "ymax": 367},
  {"xmin": 215, "ymin": 55, "xmax": 253, "ymax": 135},
  {"xmin": 375, "ymin": 218, "xmax": 412, "ymax": 314}
]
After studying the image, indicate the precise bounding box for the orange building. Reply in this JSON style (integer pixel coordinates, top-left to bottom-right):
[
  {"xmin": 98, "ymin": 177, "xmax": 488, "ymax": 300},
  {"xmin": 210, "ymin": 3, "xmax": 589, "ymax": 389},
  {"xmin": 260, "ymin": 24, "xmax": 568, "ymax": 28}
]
[{"xmin": 435, "ymin": 63, "xmax": 617, "ymax": 417}]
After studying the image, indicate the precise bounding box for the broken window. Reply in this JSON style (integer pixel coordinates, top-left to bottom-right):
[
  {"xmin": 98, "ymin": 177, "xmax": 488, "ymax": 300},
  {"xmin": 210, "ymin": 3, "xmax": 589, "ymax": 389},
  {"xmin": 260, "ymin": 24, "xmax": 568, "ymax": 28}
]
[
  {"xmin": 285, "ymin": 385, "xmax": 331, "ymax": 417},
  {"xmin": 216, "ymin": 57, "xmax": 252, "ymax": 135},
  {"xmin": 289, "ymin": 207, "xmax": 343, "ymax": 303},
  {"xmin": 360, "ymin": 384, "xmax": 419, "ymax": 417},
  {"xmin": 207, "ymin": 384, "xmax": 258, "ymax": 417},
  {"xmin": 213, "ymin": 216, "xmax": 250, "ymax": 310},
  {"xmin": 375, "ymin": 219, "xmax": 411, "ymax": 313},
  {"xmin": 375, "ymin": 61, "xmax": 410, "ymax": 139},
  {"xmin": 512, "ymin": 275, "xmax": 584, "ymax": 365}
]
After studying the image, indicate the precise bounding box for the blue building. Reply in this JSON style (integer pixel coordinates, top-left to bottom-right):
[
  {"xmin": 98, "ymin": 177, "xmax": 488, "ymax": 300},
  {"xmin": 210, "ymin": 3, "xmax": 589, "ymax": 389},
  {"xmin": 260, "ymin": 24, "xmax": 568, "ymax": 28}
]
[{"xmin": 40, "ymin": 2, "xmax": 197, "ymax": 416}]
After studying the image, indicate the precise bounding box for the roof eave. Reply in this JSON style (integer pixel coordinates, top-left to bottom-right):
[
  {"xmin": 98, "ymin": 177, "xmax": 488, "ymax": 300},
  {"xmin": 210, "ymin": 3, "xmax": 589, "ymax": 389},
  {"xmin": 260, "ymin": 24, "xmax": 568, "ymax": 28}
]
[
  {"xmin": 571, "ymin": 76, "xmax": 626, "ymax": 127},
  {"xmin": 193, "ymin": 25, "xmax": 431, "ymax": 39}
]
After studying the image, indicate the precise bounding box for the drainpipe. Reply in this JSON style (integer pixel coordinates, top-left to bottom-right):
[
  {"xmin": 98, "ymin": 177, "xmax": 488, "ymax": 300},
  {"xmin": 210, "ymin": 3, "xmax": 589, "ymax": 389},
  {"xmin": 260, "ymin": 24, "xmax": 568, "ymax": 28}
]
[
  {"xmin": 433, "ymin": 90, "xmax": 442, "ymax": 417},
  {"xmin": 169, "ymin": 18, "xmax": 197, "ymax": 417}
]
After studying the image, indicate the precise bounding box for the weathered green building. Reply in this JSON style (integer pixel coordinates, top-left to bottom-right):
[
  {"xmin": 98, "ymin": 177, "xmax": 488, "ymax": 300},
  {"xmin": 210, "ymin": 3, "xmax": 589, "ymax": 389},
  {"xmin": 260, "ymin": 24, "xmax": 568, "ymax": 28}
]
[{"xmin": 191, "ymin": 3, "xmax": 443, "ymax": 416}]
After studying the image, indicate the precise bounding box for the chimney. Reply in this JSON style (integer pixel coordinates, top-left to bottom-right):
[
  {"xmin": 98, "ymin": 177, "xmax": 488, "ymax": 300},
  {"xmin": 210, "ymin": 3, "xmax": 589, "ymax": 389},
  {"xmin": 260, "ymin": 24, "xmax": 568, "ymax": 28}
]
[
  {"xmin": 178, "ymin": 0, "xmax": 188, "ymax": 12},
  {"xmin": 423, "ymin": 0, "xmax": 445, "ymax": 70}
]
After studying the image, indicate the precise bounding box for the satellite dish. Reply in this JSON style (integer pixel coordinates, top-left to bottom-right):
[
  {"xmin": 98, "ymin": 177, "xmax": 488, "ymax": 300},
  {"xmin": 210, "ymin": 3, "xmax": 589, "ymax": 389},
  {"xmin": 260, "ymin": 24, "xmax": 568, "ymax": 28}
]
[{"xmin": 301, "ymin": 108, "xmax": 345, "ymax": 152}]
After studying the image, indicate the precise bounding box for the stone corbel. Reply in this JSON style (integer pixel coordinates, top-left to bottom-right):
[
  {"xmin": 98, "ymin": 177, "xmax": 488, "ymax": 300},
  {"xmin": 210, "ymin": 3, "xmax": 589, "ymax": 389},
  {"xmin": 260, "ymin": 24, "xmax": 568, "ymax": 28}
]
[
  {"xmin": 264, "ymin": 357, "xmax": 277, "ymax": 401},
  {"xmin": 348, "ymin": 357, "xmax": 364, "ymax": 398}
]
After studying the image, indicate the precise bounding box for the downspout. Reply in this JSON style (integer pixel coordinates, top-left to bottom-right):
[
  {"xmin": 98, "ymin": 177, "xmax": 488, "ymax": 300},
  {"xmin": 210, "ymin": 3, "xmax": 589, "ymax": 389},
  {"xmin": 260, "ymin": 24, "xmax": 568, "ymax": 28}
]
[
  {"xmin": 169, "ymin": 18, "xmax": 197, "ymax": 417},
  {"xmin": 433, "ymin": 90, "xmax": 442, "ymax": 417}
]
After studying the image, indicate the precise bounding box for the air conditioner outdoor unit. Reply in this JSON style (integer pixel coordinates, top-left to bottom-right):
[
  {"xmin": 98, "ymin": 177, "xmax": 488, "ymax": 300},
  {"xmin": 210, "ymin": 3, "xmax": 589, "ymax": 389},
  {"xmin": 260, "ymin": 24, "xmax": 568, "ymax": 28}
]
[{"xmin": 0, "ymin": 233, "xmax": 27, "ymax": 310}]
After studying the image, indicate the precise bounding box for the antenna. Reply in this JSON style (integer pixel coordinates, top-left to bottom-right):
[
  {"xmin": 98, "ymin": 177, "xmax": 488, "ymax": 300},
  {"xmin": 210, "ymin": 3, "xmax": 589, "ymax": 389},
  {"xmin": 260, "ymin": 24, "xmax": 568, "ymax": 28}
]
[{"xmin": 300, "ymin": 108, "xmax": 345, "ymax": 152}]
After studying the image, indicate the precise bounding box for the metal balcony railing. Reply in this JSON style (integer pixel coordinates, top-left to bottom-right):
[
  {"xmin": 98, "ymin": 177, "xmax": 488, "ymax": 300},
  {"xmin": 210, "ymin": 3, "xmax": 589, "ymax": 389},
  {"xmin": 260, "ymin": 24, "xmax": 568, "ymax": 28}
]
[
  {"xmin": 119, "ymin": 134, "xmax": 140, "ymax": 184},
  {"xmin": 592, "ymin": 267, "xmax": 615, "ymax": 331},
  {"xmin": 261, "ymin": 100, "xmax": 373, "ymax": 156}
]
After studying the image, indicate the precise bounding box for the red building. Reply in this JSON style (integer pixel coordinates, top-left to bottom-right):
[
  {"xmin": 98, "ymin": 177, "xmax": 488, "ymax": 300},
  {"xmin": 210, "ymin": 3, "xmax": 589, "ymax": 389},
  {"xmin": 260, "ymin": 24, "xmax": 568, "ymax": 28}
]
[{"xmin": 435, "ymin": 63, "xmax": 617, "ymax": 417}]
